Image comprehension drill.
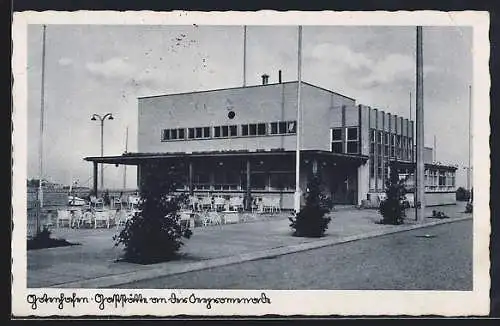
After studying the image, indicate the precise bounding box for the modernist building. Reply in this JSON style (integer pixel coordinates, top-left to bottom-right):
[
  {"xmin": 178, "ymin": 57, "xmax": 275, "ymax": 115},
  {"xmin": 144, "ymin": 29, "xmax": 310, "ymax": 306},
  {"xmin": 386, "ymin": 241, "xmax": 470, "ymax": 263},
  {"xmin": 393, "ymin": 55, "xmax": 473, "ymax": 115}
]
[{"xmin": 85, "ymin": 77, "xmax": 457, "ymax": 209}]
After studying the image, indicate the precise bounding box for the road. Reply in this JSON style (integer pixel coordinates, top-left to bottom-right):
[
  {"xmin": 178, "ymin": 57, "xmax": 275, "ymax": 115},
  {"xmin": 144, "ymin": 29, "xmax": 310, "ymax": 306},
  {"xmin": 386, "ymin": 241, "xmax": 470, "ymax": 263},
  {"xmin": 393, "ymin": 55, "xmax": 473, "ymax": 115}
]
[{"xmin": 121, "ymin": 219, "xmax": 472, "ymax": 290}]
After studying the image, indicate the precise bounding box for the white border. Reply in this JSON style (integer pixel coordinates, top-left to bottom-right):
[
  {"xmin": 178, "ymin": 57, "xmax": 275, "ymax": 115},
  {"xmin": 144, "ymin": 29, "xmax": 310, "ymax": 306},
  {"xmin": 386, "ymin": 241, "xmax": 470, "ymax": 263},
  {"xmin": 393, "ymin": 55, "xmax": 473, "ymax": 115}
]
[{"xmin": 12, "ymin": 10, "xmax": 491, "ymax": 316}]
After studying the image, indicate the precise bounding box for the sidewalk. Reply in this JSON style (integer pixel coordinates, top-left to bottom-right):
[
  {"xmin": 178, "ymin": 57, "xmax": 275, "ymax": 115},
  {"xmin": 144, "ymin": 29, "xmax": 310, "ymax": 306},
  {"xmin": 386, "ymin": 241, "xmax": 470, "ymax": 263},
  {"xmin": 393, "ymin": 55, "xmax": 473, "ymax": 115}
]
[{"xmin": 27, "ymin": 202, "xmax": 472, "ymax": 288}]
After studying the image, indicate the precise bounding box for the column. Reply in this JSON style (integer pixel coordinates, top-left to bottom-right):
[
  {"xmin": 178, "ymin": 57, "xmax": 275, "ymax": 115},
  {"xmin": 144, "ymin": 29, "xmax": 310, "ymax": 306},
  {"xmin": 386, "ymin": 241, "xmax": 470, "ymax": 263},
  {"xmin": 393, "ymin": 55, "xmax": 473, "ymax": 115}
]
[
  {"xmin": 93, "ymin": 161, "xmax": 98, "ymax": 196},
  {"xmin": 188, "ymin": 161, "xmax": 193, "ymax": 195},
  {"xmin": 357, "ymin": 162, "xmax": 369, "ymax": 206},
  {"xmin": 245, "ymin": 159, "xmax": 251, "ymax": 210}
]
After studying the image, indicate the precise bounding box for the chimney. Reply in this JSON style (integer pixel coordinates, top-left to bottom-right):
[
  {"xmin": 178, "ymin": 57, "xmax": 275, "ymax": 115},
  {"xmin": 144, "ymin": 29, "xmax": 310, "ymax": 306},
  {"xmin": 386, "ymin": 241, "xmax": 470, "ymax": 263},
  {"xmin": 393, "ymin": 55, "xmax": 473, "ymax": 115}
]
[
  {"xmin": 278, "ymin": 70, "xmax": 282, "ymax": 83},
  {"xmin": 261, "ymin": 74, "xmax": 269, "ymax": 85}
]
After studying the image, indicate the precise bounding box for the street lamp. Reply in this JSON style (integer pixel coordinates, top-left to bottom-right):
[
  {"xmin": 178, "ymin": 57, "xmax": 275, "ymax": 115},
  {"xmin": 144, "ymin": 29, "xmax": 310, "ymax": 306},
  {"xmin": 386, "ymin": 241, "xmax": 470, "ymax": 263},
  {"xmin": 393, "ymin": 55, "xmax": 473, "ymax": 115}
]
[{"xmin": 91, "ymin": 113, "xmax": 114, "ymax": 193}]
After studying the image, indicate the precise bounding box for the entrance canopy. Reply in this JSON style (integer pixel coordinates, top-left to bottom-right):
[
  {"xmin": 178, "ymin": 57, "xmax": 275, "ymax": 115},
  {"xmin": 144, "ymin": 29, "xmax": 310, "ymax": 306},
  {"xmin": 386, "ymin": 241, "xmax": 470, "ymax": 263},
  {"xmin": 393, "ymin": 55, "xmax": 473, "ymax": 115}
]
[{"xmin": 84, "ymin": 149, "xmax": 368, "ymax": 166}]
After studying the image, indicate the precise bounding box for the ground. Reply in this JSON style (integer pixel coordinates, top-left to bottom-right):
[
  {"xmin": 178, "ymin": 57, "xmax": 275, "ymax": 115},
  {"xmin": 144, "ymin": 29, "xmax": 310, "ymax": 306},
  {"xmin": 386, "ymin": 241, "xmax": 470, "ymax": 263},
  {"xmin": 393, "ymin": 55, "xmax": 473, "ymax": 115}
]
[{"xmin": 120, "ymin": 219, "xmax": 472, "ymax": 290}]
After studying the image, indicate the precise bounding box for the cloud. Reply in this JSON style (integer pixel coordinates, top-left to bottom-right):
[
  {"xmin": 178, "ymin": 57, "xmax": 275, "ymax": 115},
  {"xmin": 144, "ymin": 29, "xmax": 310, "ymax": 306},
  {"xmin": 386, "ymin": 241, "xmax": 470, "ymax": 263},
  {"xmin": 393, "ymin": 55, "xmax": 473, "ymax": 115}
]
[
  {"xmin": 309, "ymin": 43, "xmax": 437, "ymax": 89},
  {"xmin": 310, "ymin": 44, "xmax": 373, "ymax": 70},
  {"xmin": 58, "ymin": 57, "xmax": 73, "ymax": 66},
  {"xmin": 85, "ymin": 57, "xmax": 136, "ymax": 80}
]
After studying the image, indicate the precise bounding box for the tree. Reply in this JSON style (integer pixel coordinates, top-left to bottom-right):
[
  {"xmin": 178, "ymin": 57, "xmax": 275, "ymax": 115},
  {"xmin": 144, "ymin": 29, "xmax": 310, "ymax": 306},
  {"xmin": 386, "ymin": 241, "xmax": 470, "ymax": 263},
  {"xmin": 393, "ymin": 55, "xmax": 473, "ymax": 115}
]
[
  {"xmin": 289, "ymin": 175, "xmax": 332, "ymax": 238},
  {"xmin": 379, "ymin": 168, "xmax": 407, "ymax": 225},
  {"xmin": 113, "ymin": 162, "xmax": 192, "ymax": 264}
]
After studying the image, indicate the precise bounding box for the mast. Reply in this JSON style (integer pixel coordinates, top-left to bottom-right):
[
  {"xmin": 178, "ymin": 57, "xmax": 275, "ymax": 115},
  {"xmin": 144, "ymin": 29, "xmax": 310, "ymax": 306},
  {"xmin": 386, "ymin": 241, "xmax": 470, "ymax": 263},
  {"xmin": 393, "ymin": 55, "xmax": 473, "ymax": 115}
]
[
  {"xmin": 243, "ymin": 25, "xmax": 247, "ymax": 87},
  {"xmin": 294, "ymin": 25, "xmax": 303, "ymax": 213},
  {"xmin": 123, "ymin": 126, "xmax": 129, "ymax": 190},
  {"xmin": 37, "ymin": 24, "xmax": 47, "ymax": 234},
  {"xmin": 415, "ymin": 26, "xmax": 425, "ymax": 222}
]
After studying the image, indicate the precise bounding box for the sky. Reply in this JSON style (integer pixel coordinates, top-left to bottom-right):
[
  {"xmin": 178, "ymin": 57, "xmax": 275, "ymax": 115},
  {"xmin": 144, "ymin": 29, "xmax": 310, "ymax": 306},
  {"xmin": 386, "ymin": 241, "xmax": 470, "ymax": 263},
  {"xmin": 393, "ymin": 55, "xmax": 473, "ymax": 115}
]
[{"xmin": 26, "ymin": 25, "xmax": 473, "ymax": 189}]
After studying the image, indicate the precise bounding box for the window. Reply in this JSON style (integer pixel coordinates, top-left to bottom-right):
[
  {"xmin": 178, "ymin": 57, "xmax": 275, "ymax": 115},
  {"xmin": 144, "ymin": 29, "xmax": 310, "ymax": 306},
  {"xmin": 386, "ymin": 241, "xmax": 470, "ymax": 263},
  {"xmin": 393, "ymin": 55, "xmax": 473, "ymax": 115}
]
[
  {"xmin": 171, "ymin": 129, "xmax": 178, "ymax": 140},
  {"xmin": 347, "ymin": 127, "xmax": 358, "ymax": 141},
  {"xmin": 287, "ymin": 121, "xmax": 296, "ymax": 133},
  {"xmin": 347, "ymin": 142, "xmax": 358, "ymax": 153},
  {"xmin": 439, "ymin": 171, "xmax": 446, "ymax": 187},
  {"xmin": 214, "ymin": 126, "xmax": 221, "ymax": 138},
  {"xmin": 332, "ymin": 128, "xmax": 342, "ymax": 141},
  {"xmin": 346, "ymin": 127, "xmax": 359, "ymax": 154},
  {"xmin": 195, "ymin": 127, "xmax": 202, "ymax": 138},
  {"xmin": 162, "ymin": 129, "xmax": 170, "ymax": 141},
  {"xmin": 188, "ymin": 128, "xmax": 195, "ymax": 139},
  {"xmin": 229, "ymin": 125, "xmax": 237, "ymax": 136},
  {"xmin": 250, "ymin": 173, "xmax": 267, "ymax": 190},
  {"xmin": 242, "ymin": 125, "xmax": 249, "ymax": 136},
  {"xmin": 257, "ymin": 123, "xmax": 266, "ymax": 135},
  {"xmin": 270, "ymin": 173, "xmax": 295, "ymax": 190},
  {"xmin": 279, "ymin": 122, "xmax": 287, "ymax": 134},
  {"xmin": 162, "ymin": 128, "xmax": 186, "ymax": 141},
  {"xmin": 249, "ymin": 124, "xmax": 257, "ymax": 136},
  {"xmin": 222, "ymin": 125, "xmax": 229, "ymax": 137},
  {"xmin": 270, "ymin": 122, "xmax": 278, "ymax": 134},
  {"xmin": 203, "ymin": 127, "xmax": 210, "ymax": 138},
  {"xmin": 331, "ymin": 128, "xmax": 343, "ymax": 153}
]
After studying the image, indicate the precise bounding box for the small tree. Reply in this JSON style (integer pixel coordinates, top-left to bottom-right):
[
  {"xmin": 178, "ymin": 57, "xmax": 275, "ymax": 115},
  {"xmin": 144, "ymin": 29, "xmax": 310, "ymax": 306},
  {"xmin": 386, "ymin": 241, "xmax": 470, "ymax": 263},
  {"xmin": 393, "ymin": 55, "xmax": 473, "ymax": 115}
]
[
  {"xmin": 289, "ymin": 175, "xmax": 332, "ymax": 238},
  {"xmin": 113, "ymin": 162, "xmax": 192, "ymax": 264},
  {"xmin": 379, "ymin": 169, "xmax": 406, "ymax": 225}
]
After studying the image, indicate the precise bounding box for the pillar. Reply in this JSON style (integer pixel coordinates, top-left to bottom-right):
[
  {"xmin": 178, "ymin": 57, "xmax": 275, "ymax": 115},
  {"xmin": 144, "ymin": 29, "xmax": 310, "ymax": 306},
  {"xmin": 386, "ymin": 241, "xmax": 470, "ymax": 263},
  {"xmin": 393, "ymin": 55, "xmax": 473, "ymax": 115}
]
[
  {"xmin": 93, "ymin": 161, "xmax": 98, "ymax": 196},
  {"xmin": 188, "ymin": 161, "xmax": 193, "ymax": 195},
  {"xmin": 357, "ymin": 162, "xmax": 369, "ymax": 206},
  {"xmin": 245, "ymin": 159, "xmax": 251, "ymax": 210}
]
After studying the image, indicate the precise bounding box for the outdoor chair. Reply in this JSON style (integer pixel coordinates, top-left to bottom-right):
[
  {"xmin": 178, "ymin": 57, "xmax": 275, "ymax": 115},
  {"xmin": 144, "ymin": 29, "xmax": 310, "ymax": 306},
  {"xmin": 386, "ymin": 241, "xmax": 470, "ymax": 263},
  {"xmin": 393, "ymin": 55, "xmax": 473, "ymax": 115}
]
[
  {"xmin": 111, "ymin": 197, "xmax": 124, "ymax": 210},
  {"xmin": 188, "ymin": 195, "xmax": 200, "ymax": 211},
  {"xmin": 91, "ymin": 197, "xmax": 104, "ymax": 211},
  {"xmin": 115, "ymin": 210, "xmax": 132, "ymax": 228},
  {"xmin": 199, "ymin": 196, "xmax": 213, "ymax": 211},
  {"xmin": 70, "ymin": 209, "xmax": 83, "ymax": 228},
  {"xmin": 213, "ymin": 196, "xmax": 227, "ymax": 211},
  {"xmin": 56, "ymin": 210, "xmax": 71, "ymax": 228},
  {"xmin": 128, "ymin": 196, "xmax": 140, "ymax": 210},
  {"xmin": 229, "ymin": 196, "xmax": 244, "ymax": 211},
  {"xmin": 79, "ymin": 211, "xmax": 94, "ymax": 228},
  {"xmin": 94, "ymin": 210, "xmax": 112, "ymax": 228}
]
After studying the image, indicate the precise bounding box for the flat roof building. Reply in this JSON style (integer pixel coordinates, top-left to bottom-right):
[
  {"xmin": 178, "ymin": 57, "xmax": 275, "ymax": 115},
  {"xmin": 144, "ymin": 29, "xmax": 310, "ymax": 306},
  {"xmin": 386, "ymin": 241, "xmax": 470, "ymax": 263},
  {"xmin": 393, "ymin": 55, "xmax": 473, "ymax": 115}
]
[{"xmin": 85, "ymin": 79, "xmax": 457, "ymax": 209}]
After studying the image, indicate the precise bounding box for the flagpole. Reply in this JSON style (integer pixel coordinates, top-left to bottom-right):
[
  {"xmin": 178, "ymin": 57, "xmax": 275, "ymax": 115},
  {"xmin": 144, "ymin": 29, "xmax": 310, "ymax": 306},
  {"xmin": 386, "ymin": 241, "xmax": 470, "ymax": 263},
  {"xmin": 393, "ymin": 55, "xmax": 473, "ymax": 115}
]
[
  {"xmin": 243, "ymin": 25, "xmax": 247, "ymax": 87},
  {"xmin": 37, "ymin": 24, "xmax": 47, "ymax": 234},
  {"xmin": 415, "ymin": 26, "xmax": 425, "ymax": 222},
  {"xmin": 123, "ymin": 126, "xmax": 129, "ymax": 190},
  {"xmin": 294, "ymin": 25, "xmax": 303, "ymax": 213}
]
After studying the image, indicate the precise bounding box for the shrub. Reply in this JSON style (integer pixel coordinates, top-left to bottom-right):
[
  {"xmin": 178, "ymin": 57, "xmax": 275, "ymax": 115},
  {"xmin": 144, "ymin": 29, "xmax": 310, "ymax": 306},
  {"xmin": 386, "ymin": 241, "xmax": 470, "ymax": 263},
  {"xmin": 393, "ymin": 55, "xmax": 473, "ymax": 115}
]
[
  {"xmin": 289, "ymin": 175, "xmax": 332, "ymax": 238},
  {"xmin": 113, "ymin": 162, "xmax": 192, "ymax": 264},
  {"xmin": 456, "ymin": 187, "xmax": 471, "ymax": 202},
  {"xmin": 379, "ymin": 171, "xmax": 406, "ymax": 225}
]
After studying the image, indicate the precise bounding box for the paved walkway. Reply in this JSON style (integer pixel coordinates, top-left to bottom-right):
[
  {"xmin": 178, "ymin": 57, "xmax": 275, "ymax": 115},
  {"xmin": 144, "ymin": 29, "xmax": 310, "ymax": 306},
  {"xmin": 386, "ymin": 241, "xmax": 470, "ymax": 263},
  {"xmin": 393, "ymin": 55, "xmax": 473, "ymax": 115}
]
[{"xmin": 27, "ymin": 203, "xmax": 471, "ymax": 288}]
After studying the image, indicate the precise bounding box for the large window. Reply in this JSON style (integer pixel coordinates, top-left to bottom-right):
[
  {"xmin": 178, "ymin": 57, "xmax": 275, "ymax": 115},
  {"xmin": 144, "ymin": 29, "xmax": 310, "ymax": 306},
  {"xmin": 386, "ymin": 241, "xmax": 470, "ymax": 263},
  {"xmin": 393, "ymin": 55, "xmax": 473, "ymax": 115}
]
[
  {"xmin": 213, "ymin": 124, "xmax": 238, "ymax": 138},
  {"xmin": 270, "ymin": 173, "xmax": 295, "ymax": 190},
  {"xmin": 331, "ymin": 128, "xmax": 343, "ymax": 153},
  {"xmin": 346, "ymin": 127, "xmax": 359, "ymax": 154}
]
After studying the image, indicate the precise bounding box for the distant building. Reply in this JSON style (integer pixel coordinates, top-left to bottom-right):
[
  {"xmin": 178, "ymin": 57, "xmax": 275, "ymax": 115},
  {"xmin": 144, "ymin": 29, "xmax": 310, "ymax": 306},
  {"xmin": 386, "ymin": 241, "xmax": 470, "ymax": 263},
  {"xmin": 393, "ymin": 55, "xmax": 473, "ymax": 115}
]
[{"xmin": 85, "ymin": 78, "xmax": 457, "ymax": 209}]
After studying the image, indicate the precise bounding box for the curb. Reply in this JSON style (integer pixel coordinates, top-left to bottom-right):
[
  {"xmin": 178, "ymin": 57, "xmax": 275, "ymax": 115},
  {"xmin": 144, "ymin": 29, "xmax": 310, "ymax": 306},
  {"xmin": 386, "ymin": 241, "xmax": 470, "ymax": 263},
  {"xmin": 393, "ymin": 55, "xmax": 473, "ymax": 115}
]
[{"xmin": 49, "ymin": 216, "xmax": 472, "ymax": 288}]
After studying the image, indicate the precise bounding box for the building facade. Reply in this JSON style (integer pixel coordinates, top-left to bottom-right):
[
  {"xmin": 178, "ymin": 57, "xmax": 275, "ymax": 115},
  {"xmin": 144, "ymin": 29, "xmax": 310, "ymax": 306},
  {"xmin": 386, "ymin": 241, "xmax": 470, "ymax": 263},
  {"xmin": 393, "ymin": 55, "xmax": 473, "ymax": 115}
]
[{"xmin": 85, "ymin": 80, "xmax": 457, "ymax": 209}]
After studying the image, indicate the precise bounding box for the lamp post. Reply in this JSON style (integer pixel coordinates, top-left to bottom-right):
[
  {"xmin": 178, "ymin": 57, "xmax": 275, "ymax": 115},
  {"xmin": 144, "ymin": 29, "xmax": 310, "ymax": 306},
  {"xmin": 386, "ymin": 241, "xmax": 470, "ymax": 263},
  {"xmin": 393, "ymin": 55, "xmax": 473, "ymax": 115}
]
[{"xmin": 91, "ymin": 113, "xmax": 114, "ymax": 193}]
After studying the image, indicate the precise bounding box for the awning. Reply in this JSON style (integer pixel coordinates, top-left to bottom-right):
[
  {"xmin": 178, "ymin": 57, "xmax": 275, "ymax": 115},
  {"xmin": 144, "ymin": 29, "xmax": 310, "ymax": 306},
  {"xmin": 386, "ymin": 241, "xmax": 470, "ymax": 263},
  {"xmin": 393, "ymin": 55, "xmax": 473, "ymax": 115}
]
[{"xmin": 84, "ymin": 150, "xmax": 369, "ymax": 166}]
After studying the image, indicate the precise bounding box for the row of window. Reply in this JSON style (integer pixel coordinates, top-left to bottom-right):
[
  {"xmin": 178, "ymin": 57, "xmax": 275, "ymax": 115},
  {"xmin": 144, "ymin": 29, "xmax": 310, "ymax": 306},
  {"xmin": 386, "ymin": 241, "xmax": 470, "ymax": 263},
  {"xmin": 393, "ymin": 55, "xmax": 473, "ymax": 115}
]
[
  {"xmin": 162, "ymin": 120, "xmax": 297, "ymax": 141},
  {"xmin": 331, "ymin": 127, "xmax": 359, "ymax": 154},
  {"xmin": 185, "ymin": 171, "xmax": 296, "ymax": 191}
]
